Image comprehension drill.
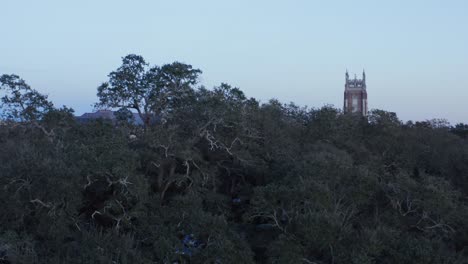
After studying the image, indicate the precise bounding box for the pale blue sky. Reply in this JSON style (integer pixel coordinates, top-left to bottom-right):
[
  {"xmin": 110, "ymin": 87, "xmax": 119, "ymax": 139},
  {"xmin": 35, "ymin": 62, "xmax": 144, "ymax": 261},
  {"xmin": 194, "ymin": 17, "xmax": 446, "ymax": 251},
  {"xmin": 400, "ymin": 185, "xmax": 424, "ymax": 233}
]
[{"xmin": 1, "ymin": 0, "xmax": 467, "ymax": 123}]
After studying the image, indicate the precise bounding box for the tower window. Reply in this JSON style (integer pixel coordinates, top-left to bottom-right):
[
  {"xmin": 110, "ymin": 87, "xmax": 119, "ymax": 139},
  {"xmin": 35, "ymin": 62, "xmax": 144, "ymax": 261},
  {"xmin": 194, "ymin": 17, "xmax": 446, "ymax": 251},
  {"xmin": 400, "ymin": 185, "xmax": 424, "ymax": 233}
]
[{"xmin": 352, "ymin": 97, "xmax": 358, "ymax": 112}]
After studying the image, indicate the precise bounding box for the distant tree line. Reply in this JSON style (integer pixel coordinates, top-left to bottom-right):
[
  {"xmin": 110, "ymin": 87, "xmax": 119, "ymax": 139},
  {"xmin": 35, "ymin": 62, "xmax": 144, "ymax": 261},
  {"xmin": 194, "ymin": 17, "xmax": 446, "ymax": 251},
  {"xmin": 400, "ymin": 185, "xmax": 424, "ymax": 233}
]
[{"xmin": 0, "ymin": 55, "xmax": 467, "ymax": 263}]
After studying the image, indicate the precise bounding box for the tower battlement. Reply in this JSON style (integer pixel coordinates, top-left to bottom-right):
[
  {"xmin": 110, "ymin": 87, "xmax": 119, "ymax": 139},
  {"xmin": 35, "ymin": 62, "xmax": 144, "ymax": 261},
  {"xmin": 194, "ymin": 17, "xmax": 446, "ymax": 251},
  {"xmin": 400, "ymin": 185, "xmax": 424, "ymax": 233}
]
[{"xmin": 343, "ymin": 70, "xmax": 368, "ymax": 116}]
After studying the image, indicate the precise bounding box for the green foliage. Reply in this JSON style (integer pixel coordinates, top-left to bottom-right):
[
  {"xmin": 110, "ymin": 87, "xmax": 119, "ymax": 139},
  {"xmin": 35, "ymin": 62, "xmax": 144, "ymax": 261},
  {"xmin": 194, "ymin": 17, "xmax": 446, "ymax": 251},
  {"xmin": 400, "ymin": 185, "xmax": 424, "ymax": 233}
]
[
  {"xmin": 96, "ymin": 54, "xmax": 201, "ymax": 128},
  {"xmin": 0, "ymin": 74, "xmax": 54, "ymax": 121},
  {"xmin": 1, "ymin": 60, "xmax": 468, "ymax": 263}
]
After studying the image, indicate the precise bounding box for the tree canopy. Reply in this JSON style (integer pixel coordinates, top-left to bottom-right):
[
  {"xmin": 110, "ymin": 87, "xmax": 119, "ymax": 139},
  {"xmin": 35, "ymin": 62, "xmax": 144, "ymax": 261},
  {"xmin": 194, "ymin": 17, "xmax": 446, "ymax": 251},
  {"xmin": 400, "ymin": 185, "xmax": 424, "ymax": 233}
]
[
  {"xmin": 96, "ymin": 54, "xmax": 201, "ymax": 127},
  {"xmin": 1, "ymin": 57, "xmax": 468, "ymax": 263},
  {"xmin": 0, "ymin": 74, "xmax": 53, "ymax": 121}
]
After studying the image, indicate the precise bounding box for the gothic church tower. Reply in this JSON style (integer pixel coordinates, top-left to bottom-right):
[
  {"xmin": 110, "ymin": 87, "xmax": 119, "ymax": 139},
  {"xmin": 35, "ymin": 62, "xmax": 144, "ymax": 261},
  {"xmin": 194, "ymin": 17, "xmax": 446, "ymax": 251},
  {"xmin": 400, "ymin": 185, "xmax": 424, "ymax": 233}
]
[{"xmin": 343, "ymin": 70, "xmax": 368, "ymax": 116}]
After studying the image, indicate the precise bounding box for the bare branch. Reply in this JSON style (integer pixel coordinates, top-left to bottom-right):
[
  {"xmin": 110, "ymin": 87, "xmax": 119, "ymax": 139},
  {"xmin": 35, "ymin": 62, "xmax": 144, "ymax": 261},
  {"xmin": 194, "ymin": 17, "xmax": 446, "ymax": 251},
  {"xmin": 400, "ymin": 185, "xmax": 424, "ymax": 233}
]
[
  {"xmin": 30, "ymin": 199, "xmax": 52, "ymax": 208},
  {"xmin": 159, "ymin": 144, "xmax": 170, "ymax": 158},
  {"xmin": 91, "ymin": 210, "xmax": 102, "ymax": 219}
]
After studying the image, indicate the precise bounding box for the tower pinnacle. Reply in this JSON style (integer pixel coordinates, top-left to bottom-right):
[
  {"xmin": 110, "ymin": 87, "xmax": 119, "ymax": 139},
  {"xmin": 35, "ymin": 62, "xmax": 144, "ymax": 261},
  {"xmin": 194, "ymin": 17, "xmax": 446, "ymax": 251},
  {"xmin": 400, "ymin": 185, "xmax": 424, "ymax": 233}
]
[{"xmin": 343, "ymin": 70, "xmax": 368, "ymax": 116}]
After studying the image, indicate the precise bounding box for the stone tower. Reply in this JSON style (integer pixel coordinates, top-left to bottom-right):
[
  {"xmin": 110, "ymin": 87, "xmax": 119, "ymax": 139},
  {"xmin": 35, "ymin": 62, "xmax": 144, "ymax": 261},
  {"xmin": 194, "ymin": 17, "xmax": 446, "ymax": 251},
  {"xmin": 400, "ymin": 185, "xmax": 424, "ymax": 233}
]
[{"xmin": 343, "ymin": 70, "xmax": 368, "ymax": 116}]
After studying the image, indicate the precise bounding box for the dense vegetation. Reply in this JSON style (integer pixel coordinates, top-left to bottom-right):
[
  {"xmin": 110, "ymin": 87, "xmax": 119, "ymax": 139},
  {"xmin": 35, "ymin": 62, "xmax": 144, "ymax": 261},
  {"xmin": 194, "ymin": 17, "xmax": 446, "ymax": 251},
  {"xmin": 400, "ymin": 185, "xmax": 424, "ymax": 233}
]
[{"xmin": 1, "ymin": 55, "xmax": 468, "ymax": 264}]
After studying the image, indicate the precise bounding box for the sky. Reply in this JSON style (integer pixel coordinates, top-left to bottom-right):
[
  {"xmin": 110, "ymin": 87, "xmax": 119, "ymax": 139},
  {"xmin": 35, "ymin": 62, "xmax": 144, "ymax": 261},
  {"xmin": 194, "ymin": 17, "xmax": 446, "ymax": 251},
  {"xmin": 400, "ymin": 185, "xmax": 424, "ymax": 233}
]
[{"xmin": 1, "ymin": 0, "xmax": 467, "ymax": 123}]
